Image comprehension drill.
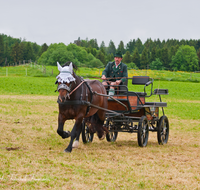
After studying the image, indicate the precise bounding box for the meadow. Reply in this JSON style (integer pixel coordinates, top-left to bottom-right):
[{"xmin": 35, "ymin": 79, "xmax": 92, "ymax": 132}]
[
  {"xmin": 0, "ymin": 66, "xmax": 200, "ymax": 189},
  {"xmin": 1, "ymin": 64, "xmax": 200, "ymax": 82}
]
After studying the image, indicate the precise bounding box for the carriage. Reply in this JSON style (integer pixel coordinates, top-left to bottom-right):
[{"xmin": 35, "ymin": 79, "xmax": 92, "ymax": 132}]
[
  {"xmin": 56, "ymin": 62, "xmax": 169, "ymax": 152},
  {"xmin": 81, "ymin": 76, "xmax": 169, "ymax": 147}
]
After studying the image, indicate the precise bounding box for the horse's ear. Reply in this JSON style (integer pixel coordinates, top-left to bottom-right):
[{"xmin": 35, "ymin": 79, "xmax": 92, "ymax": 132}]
[
  {"xmin": 69, "ymin": 62, "xmax": 73, "ymax": 74},
  {"xmin": 57, "ymin": 62, "xmax": 62, "ymax": 72}
]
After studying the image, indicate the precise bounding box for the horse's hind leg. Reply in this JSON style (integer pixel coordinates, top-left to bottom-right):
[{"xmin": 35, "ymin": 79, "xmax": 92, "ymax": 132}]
[
  {"xmin": 91, "ymin": 112, "xmax": 107, "ymax": 140},
  {"xmin": 64, "ymin": 117, "xmax": 83, "ymax": 153}
]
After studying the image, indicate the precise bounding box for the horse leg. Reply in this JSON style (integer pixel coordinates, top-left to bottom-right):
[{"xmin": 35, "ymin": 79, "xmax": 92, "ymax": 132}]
[
  {"xmin": 57, "ymin": 113, "xmax": 71, "ymax": 139},
  {"xmin": 90, "ymin": 112, "xmax": 106, "ymax": 140},
  {"xmin": 72, "ymin": 122, "xmax": 82, "ymax": 148},
  {"xmin": 64, "ymin": 117, "xmax": 83, "ymax": 153},
  {"xmin": 95, "ymin": 106, "xmax": 109, "ymax": 140}
]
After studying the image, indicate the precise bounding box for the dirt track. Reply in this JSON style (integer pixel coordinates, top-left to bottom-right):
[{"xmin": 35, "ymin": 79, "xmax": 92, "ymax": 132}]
[{"xmin": 0, "ymin": 95, "xmax": 199, "ymax": 189}]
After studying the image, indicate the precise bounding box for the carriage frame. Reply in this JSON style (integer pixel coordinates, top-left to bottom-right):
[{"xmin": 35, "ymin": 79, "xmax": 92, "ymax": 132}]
[{"xmin": 82, "ymin": 76, "xmax": 169, "ymax": 147}]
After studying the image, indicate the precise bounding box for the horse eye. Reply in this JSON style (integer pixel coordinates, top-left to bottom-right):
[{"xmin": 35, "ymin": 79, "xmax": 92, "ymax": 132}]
[{"xmin": 58, "ymin": 82, "xmax": 61, "ymax": 85}]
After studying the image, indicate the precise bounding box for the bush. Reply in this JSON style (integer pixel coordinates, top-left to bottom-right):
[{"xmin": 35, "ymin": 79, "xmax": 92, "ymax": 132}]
[
  {"xmin": 89, "ymin": 59, "xmax": 104, "ymax": 68},
  {"xmin": 150, "ymin": 58, "xmax": 164, "ymax": 70},
  {"xmin": 126, "ymin": 62, "xmax": 138, "ymax": 70}
]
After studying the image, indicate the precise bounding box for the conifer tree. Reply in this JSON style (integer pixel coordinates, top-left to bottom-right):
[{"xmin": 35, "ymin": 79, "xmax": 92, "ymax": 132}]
[
  {"xmin": 126, "ymin": 39, "xmax": 136, "ymax": 53},
  {"xmin": 117, "ymin": 41, "xmax": 125, "ymax": 54},
  {"xmin": 96, "ymin": 50, "xmax": 106, "ymax": 65},
  {"xmin": 135, "ymin": 38, "xmax": 144, "ymax": 54},
  {"xmin": 132, "ymin": 48, "xmax": 140, "ymax": 68},
  {"xmin": 161, "ymin": 48, "xmax": 169, "ymax": 69},
  {"xmin": 24, "ymin": 42, "xmax": 35, "ymax": 61},
  {"xmin": 107, "ymin": 40, "xmax": 116, "ymax": 55},
  {"xmin": 197, "ymin": 48, "xmax": 200, "ymax": 69},
  {"xmin": 123, "ymin": 51, "xmax": 131, "ymax": 63},
  {"xmin": 0, "ymin": 35, "xmax": 4, "ymax": 66},
  {"xmin": 10, "ymin": 41, "xmax": 20, "ymax": 63},
  {"xmin": 106, "ymin": 53, "xmax": 114, "ymax": 63},
  {"xmin": 150, "ymin": 46, "xmax": 156, "ymax": 63},
  {"xmin": 140, "ymin": 47, "xmax": 148, "ymax": 69},
  {"xmin": 100, "ymin": 41, "xmax": 106, "ymax": 52},
  {"xmin": 40, "ymin": 43, "xmax": 48, "ymax": 56}
]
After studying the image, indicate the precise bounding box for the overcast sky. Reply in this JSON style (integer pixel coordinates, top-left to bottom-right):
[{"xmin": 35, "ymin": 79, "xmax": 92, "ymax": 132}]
[{"xmin": 1, "ymin": 0, "xmax": 200, "ymax": 47}]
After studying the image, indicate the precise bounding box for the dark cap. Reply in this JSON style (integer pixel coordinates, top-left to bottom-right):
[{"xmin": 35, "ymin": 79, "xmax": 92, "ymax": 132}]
[{"xmin": 114, "ymin": 51, "xmax": 123, "ymax": 58}]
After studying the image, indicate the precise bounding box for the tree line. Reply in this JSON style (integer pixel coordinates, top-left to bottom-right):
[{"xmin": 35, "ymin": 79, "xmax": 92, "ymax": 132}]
[
  {"xmin": 74, "ymin": 37, "xmax": 200, "ymax": 71},
  {"xmin": 0, "ymin": 34, "xmax": 200, "ymax": 72},
  {"xmin": 0, "ymin": 34, "xmax": 48, "ymax": 66}
]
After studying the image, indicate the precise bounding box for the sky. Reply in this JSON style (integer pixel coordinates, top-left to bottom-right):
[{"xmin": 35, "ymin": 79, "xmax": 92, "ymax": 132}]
[{"xmin": 1, "ymin": 0, "xmax": 200, "ymax": 47}]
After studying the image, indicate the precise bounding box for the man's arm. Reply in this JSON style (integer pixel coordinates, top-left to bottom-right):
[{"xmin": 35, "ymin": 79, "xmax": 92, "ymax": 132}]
[
  {"xmin": 101, "ymin": 62, "xmax": 111, "ymax": 79},
  {"xmin": 121, "ymin": 64, "xmax": 128, "ymax": 83}
]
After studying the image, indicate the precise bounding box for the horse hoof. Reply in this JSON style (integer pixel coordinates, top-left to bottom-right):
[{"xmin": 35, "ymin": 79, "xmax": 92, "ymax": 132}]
[
  {"xmin": 72, "ymin": 140, "xmax": 79, "ymax": 148},
  {"xmin": 62, "ymin": 131, "xmax": 71, "ymax": 139},
  {"xmin": 64, "ymin": 149, "xmax": 71, "ymax": 153},
  {"xmin": 99, "ymin": 132, "xmax": 106, "ymax": 140}
]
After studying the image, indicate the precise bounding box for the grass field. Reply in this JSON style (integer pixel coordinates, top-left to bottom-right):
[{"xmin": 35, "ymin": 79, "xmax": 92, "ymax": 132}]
[
  {"xmin": 1, "ymin": 64, "xmax": 200, "ymax": 82},
  {"xmin": 0, "ymin": 73, "xmax": 200, "ymax": 189}
]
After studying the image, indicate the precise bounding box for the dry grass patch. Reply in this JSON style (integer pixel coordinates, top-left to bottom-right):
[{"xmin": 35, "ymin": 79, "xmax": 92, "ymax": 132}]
[{"xmin": 0, "ymin": 95, "xmax": 200, "ymax": 189}]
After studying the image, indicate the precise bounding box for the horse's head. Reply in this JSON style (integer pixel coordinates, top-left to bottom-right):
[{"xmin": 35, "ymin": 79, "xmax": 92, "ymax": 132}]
[{"xmin": 56, "ymin": 62, "xmax": 76, "ymax": 102}]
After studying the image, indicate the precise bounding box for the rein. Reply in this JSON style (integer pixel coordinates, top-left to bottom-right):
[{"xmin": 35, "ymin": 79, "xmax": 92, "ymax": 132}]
[{"xmin": 68, "ymin": 80, "xmax": 85, "ymax": 96}]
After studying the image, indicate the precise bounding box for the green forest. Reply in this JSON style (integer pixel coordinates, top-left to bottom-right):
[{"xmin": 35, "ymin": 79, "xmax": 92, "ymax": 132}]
[{"xmin": 0, "ymin": 34, "xmax": 200, "ymax": 72}]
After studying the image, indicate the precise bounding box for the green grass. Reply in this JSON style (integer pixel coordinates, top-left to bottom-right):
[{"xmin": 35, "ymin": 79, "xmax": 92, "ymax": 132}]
[
  {"xmin": 0, "ymin": 75, "xmax": 200, "ymax": 122},
  {"xmin": 0, "ymin": 80, "xmax": 199, "ymax": 189},
  {"xmin": 1, "ymin": 64, "xmax": 200, "ymax": 82},
  {"xmin": 0, "ymin": 76, "xmax": 56, "ymax": 95}
]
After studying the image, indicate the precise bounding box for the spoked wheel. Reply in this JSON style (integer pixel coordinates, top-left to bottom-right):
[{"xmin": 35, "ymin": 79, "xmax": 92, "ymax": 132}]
[
  {"xmin": 106, "ymin": 119, "xmax": 118, "ymax": 142},
  {"xmin": 81, "ymin": 120, "xmax": 94, "ymax": 144},
  {"xmin": 137, "ymin": 116, "xmax": 149, "ymax": 147},
  {"xmin": 157, "ymin": 115, "xmax": 169, "ymax": 145}
]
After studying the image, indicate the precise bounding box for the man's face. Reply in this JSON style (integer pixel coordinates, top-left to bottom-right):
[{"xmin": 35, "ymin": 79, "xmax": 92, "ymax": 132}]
[{"xmin": 114, "ymin": 57, "xmax": 122, "ymax": 65}]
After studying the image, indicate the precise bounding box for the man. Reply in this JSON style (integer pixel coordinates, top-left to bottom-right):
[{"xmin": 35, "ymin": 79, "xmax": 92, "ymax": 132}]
[{"xmin": 101, "ymin": 51, "xmax": 128, "ymax": 95}]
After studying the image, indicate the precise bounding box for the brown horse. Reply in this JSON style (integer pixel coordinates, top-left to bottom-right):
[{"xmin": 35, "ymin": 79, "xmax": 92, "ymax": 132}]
[{"xmin": 56, "ymin": 62, "xmax": 108, "ymax": 153}]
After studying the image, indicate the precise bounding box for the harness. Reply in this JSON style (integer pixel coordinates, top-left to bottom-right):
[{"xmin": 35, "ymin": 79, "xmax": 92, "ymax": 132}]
[{"xmin": 57, "ymin": 78, "xmax": 93, "ymax": 116}]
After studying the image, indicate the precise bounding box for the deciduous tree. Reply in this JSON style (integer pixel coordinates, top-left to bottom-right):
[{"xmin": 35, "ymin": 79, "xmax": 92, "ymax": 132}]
[
  {"xmin": 171, "ymin": 45, "xmax": 199, "ymax": 71},
  {"xmin": 150, "ymin": 58, "xmax": 163, "ymax": 70}
]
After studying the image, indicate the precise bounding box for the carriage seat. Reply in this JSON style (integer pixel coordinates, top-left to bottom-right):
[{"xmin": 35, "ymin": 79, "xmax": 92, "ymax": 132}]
[
  {"xmin": 132, "ymin": 76, "xmax": 151, "ymax": 85},
  {"xmin": 123, "ymin": 76, "xmax": 152, "ymax": 97}
]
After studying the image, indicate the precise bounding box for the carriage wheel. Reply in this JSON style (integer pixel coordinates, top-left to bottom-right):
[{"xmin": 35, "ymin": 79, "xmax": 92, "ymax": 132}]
[
  {"xmin": 137, "ymin": 116, "xmax": 149, "ymax": 147},
  {"xmin": 157, "ymin": 115, "xmax": 169, "ymax": 145},
  {"xmin": 81, "ymin": 120, "xmax": 94, "ymax": 144},
  {"xmin": 106, "ymin": 119, "xmax": 118, "ymax": 142}
]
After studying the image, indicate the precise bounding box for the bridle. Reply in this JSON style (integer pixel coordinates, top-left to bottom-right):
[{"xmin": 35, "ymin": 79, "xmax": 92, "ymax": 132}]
[
  {"xmin": 57, "ymin": 83, "xmax": 73, "ymax": 92},
  {"xmin": 57, "ymin": 76, "xmax": 85, "ymax": 101}
]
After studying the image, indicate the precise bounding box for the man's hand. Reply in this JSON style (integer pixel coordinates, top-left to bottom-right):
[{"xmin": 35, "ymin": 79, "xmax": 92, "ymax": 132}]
[
  {"xmin": 101, "ymin": 75, "xmax": 106, "ymax": 80},
  {"xmin": 115, "ymin": 80, "xmax": 122, "ymax": 85}
]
